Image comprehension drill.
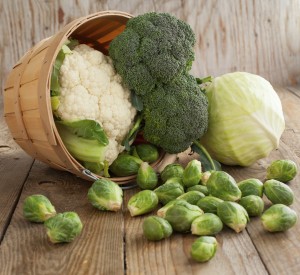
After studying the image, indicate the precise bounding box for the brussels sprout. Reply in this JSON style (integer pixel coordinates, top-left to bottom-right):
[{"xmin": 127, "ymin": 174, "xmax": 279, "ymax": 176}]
[
  {"xmin": 201, "ymin": 171, "xmax": 212, "ymax": 186},
  {"xmin": 154, "ymin": 182, "xmax": 184, "ymax": 205},
  {"xmin": 190, "ymin": 236, "xmax": 217, "ymax": 262},
  {"xmin": 237, "ymin": 178, "xmax": 264, "ymax": 197},
  {"xmin": 160, "ymin": 163, "xmax": 184, "ymax": 183},
  {"xmin": 187, "ymin": 185, "xmax": 209, "ymax": 196},
  {"xmin": 164, "ymin": 177, "xmax": 184, "ymax": 187},
  {"xmin": 182, "ymin": 160, "xmax": 202, "ymax": 187},
  {"xmin": 161, "ymin": 200, "xmax": 203, "ymax": 232},
  {"xmin": 135, "ymin": 144, "xmax": 159, "ymax": 163},
  {"xmin": 197, "ymin": 196, "xmax": 224, "ymax": 214},
  {"xmin": 264, "ymin": 179, "xmax": 294, "ymax": 206},
  {"xmin": 44, "ymin": 212, "xmax": 83, "ymax": 243},
  {"xmin": 191, "ymin": 213, "xmax": 223, "ymax": 236},
  {"xmin": 206, "ymin": 171, "xmax": 241, "ymax": 201},
  {"xmin": 239, "ymin": 195, "xmax": 264, "ymax": 217},
  {"xmin": 157, "ymin": 200, "xmax": 179, "ymax": 217},
  {"xmin": 217, "ymin": 201, "xmax": 249, "ymax": 233},
  {"xmin": 109, "ymin": 154, "xmax": 143, "ymax": 176},
  {"xmin": 128, "ymin": 190, "xmax": 158, "ymax": 217},
  {"xmin": 176, "ymin": 191, "xmax": 205, "ymax": 205},
  {"xmin": 23, "ymin": 194, "xmax": 56, "ymax": 223},
  {"xmin": 261, "ymin": 204, "xmax": 297, "ymax": 232},
  {"xmin": 137, "ymin": 162, "xmax": 158, "ymax": 190},
  {"xmin": 266, "ymin": 159, "xmax": 297, "ymax": 182},
  {"xmin": 88, "ymin": 179, "xmax": 123, "ymax": 211},
  {"xmin": 143, "ymin": 216, "xmax": 173, "ymax": 241}
]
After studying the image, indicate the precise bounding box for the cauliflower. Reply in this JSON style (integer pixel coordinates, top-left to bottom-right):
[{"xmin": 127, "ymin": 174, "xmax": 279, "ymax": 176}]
[{"xmin": 56, "ymin": 44, "xmax": 136, "ymax": 164}]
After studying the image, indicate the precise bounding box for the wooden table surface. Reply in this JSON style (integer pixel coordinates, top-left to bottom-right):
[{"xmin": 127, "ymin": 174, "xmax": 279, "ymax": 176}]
[{"xmin": 1, "ymin": 1, "xmax": 300, "ymax": 275}]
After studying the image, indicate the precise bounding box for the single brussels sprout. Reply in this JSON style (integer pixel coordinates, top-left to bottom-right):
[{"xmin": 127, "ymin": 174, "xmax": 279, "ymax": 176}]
[
  {"xmin": 217, "ymin": 201, "xmax": 249, "ymax": 233},
  {"xmin": 176, "ymin": 191, "xmax": 205, "ymax": 205},
  {"xmin": 266, "ymin": 159, "xmax": 298, "ymax": 182},
  {"xmin": 161, "ymin": 200, "xmax": 203, "ymax": 232},
  {"xmin": 44, "ymin": 212, "xmax": 83, "ymax": 243},
  {"xmin": 197, "ymin": 196, "xmax": 224, "ymax": 214},
  {"xmin": 135, "ymin": 144, "xmax": 159, "ymax": 163},
  {"xmin": 239, "ymin": 195, "xmax": 264, "ymax": 217},
  {"xmin": 143, "ymin": 216, "xmax": 173, "ymax": 241},
  {"xmin": 137, "ymin": 162, "xmax": 158, "ymax": 190},
  {"xmin": 264, "ymin": 179, "xmax": 294, "ymax": 206},
  {"xmin": 88, "ymin": 179, "xmax": 123, "ymax": 211},
  {"xmin": 190, "ymin": 236, "xmax": 218, "ymax": 262},
  {"xmin": 191, "ymin": 213, "xmax": 223, "ymax": 236},
  {"xmin": 160, "ymin": 163, "xmax": 184, "ymax": 183},
  {"xmin": 206, "ymin": 171, "xmax": 241, "ymax": 201},
  {"xmin": 128, "ymin": 190, "xmax": 158, "ymax": 217},
  {"xmin": 109, "ymin": 154, "xmax": 143, "ymax": 176},
  {"xmin": 157, "ymin": 200, "xmax": 179, "ymax": 217},
  {"xmin": 201, "ymin": 171, "xmax": 212, "ymax": 185},
  {"xmin": 182, "ymin": 160, "xmax": 202, "ymax": 187},
  {"xmin": 187, "ymin": 185, "xmax": 209, "ymax": 196},
  {"xmin": 165, "ymin": 177, "xmax": 184, "ymax": 187},
  {"xmin": 261, "ymin": 204, "xmax": 297, "ymax": 232},
  {"xmin": 23, "ymin": 194, "xmax": 56, "ymax": 223},
  {"xmin": 238, "ymin": 178, "xmax": 264, "ymax": 197},
  {"xmin": 154, "ymin": 182, "xmax": 184, "ymax": 205}
]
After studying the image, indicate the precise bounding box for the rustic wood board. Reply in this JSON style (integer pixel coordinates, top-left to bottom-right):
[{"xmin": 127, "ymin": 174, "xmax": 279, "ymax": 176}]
[
  {"xmin": 1, "ymin": 0, "xmax": 300, "ymax": 92},
  {"xmin": 0, "ymin": 160, "xmax": 124, "ymax": 275},
  {"xmin": 0, "ymin": 96, "xmax": 34, "ymax": 241}
]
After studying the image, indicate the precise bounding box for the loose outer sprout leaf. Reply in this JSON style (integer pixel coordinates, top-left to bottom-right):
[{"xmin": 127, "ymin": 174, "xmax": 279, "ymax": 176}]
[
  {"xmin": 191, "ymin": 141, "xmax": 222, "ymax": 171},
  {"xmin": 130, "ymin": 90, "xmax": 144, "ymax": 111},
  {"xmin": 122, "ymin": 114, "xmax": 144, "ymax": 151}
]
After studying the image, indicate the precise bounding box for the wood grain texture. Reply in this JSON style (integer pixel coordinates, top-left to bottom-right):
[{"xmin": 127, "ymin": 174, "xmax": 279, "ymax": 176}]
[
  {"xmin": 0, "ymin": 96, "xmax": 34, "ymax": 241},
  {"xmin": 0, "ymin": 160, "xmax": 124, "ymax": 275},
  {"xmin": 1, "ymin": 0, "xmax": 300, "ymax": 94}
]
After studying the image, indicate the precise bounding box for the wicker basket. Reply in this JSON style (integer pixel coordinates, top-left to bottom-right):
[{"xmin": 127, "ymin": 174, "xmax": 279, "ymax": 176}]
[{"xmin": 3, "ymin": 11, "xmax": 166, "ymax": 184}]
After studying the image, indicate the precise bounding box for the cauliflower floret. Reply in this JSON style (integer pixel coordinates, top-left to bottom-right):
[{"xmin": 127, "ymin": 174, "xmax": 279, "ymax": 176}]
[{"xmin": 57, "ymin": 44, "xmax": 136, "ymax": 164}]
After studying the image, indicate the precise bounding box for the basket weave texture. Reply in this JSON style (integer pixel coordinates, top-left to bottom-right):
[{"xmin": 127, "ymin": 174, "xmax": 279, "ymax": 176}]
[{"xmin": 3, "ymin": 11, "xmax": 164, "ymax": 183}]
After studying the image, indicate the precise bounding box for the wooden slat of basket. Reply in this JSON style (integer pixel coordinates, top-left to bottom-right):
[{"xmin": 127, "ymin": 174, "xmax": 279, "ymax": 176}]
[
  {"xmin": 3, "ymin": 87, "xmax": 14, "ymax": 114},
  {"xmin": 97, "ymin": 25, "xmax": 126, "ymax": 44},
  {"xmin": 22, "ymin": 109, "xmax": 49, "ymax": 141},
  {"xmin": 5, "ymin": 114, "xmax": 25, "ymax": 140},
  {"xmin": 21, "ymin": 48, "xmax": 48, "ymax": 85},
  {"xmin": 19, "ymin": 79, "xmax": 39, "ymax": 111}
]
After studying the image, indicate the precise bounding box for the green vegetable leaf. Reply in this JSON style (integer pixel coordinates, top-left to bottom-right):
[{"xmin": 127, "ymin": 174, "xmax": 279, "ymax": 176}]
[
  {"xmin": 50, "ymin": 39, "xmax": 78, "ymax": 95},
  {"xmin": 57, "ymin": 120, "xmax": 109, "ymax": 146},
  {"xmin": 122, "ymin": 114, "xmax": 144, "ymax": 151},
  {"xmin": 130, "ymin": 91, "xmax": 143, "ymax": 111},
  {"xmin": 196, "ymin": 76, "xmax": 212, "ymax": 84},
  {"xmin": 191, "ymin": 141, "xmax": 222, "ymax": 171}
]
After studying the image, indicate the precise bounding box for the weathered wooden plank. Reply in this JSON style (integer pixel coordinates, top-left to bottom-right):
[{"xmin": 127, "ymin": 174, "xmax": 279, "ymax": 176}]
[
  {"xmin": 224, "ymin": 87, "xmax": 300, "ymax": 275},
  {"xmin": 0, "ymin": 161, "xmax": 124, "ymax": 275},
  {"xmin": 0, "ymin": 97, "xmax": 34, "ymax": 242},
  {"xmin": 1, "ymin": 0, "xmax": 300, "ymax": 92}
]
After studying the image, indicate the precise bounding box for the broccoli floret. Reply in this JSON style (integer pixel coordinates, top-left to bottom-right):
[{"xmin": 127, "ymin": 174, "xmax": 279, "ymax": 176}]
[
  {"xmin": 142, "ymin": 74, "xmax": 208, "ymax": 153},
  {"xmin": 109, "ymin": 12, "xmax": 196, "ymax": 96}
]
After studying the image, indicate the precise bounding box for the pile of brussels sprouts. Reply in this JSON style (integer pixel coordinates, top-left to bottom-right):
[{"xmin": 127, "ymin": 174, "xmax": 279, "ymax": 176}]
[{"xmin": 23, "ymin": 154, "xmax": 298, "ymax": 263}]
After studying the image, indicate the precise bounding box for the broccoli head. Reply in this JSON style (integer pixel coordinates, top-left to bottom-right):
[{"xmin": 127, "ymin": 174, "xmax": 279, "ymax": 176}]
[
  {"xmin": 109, "ymin": 12, "xmax": 196, "ymax": 96},
  {"xmin": 142, "ymin": 74, "xmax": 208, "ymax": 153}
]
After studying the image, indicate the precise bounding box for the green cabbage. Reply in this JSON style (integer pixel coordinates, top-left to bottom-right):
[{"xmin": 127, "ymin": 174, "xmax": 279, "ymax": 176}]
[{"xmin": 200, "ymin": 72, "xmax": 285, "ymax": 166}]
